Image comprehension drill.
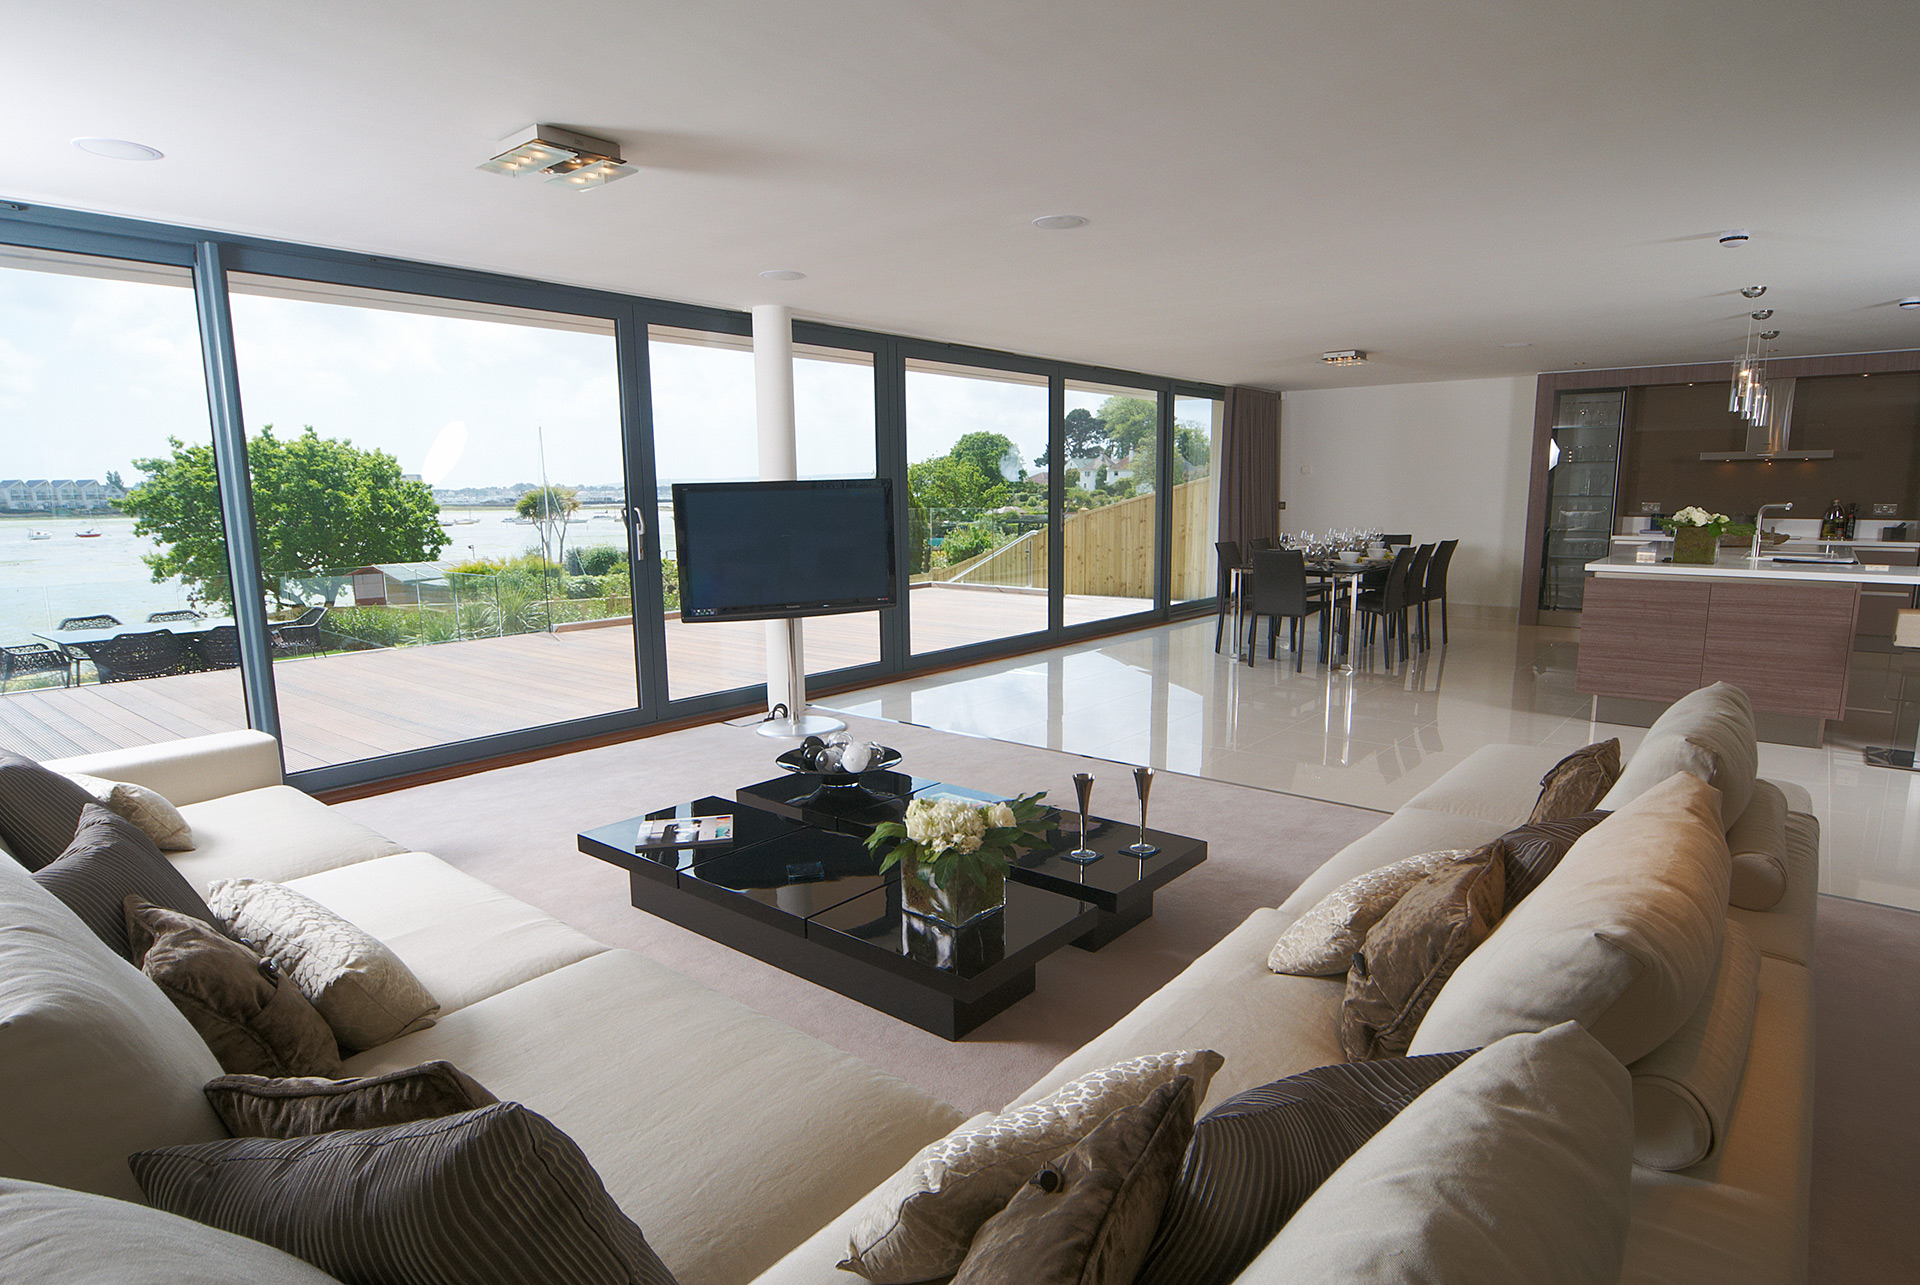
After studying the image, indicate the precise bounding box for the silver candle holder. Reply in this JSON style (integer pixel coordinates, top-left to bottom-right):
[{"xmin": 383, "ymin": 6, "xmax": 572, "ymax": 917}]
[
  {"xmin": 1126, "ymin": 766, "xmax": 1159, "ymax": 857},
  {"xmin": 1065, "ymin": 772, "xmax": 1101, "ymax": 863}
]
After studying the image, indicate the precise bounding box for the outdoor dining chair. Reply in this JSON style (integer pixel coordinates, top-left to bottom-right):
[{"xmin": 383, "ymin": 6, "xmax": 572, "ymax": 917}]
[
  {"xmin": 1, "ymin": 643, "xmax": 70, "ymax": 692},
  {"xmin": 58, "ymin": 614, "xmax": 122, "ymax": 630},
  {"xmin": 147, "ymin": 609, "xmax": 206, "ymax": 623},
  {"xmin": 185, "ymin": 624, "xmax": 242, "ymax": 672},
  {"xmin": 67, "ymin": 630, "xmax": 189, "ymax": 683},
  {"xmin": 271, "ymin": 606, "xmax": 331, "ymax": 657}
]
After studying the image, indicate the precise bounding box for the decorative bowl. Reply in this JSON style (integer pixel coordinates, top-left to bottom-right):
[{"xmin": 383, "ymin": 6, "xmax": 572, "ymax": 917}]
[{"xmin": 775, "ymin": 745, "xmax": 902, "ymax": 789}]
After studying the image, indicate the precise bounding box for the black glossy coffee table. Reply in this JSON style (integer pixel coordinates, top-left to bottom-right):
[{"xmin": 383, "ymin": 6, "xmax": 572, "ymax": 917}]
[{"xmin": 577, "ymin": 772, "xmax": 1206, "ymax": 1039}]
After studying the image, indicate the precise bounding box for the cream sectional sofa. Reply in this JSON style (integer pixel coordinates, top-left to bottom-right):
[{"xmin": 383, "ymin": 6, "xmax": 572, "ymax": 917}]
[
  {"xmin": 2, "ymin": 681, "xmax": 1814, "ymax": 1285},
  {"xmin": 0, "ymin": 730, "xmax": 963, "ymax": 1285}
]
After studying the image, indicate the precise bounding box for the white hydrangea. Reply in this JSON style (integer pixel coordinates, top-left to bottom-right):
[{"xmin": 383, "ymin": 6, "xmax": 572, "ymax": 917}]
[
  {"xmin": 1671, "ymin": 506, "xmax": 1725, "ymax": 528},
  {"xmin": 904, "ymin": 798, "xmax": 985, "ymax": 854},
  {"xmin": 988, "ymin": 802, "xmax": 1017, "ymax": 830}
]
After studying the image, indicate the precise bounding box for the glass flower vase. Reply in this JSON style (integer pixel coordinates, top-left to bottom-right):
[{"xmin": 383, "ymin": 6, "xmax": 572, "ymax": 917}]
[
  {"xmin": 1672, "ymin": 526, "xmax": 1719, "ymax": 565},
  {"xmin": 900, "ymin": 853, "xmax": 1006, "ymax": 928}
]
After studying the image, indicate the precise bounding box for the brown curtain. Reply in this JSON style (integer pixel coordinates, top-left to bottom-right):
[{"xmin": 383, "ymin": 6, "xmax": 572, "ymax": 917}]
[{"xmin": 1219, "ymin": 385, "xmax": 1280, "ymax": 549}]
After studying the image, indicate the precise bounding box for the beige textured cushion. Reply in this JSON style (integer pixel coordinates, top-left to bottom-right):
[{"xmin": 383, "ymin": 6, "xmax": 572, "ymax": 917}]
[
  {"xmin": 953, "ymin": 1077, "xmax": 1196, "ymax": 1285},
  {"xmin": 1528, "ymin": 739, "xmax": 1622, "ymax": 824},
  {"xmin": 1601, "ymin": 682, "xmax": 1758, "ymax": 827},
  {"xmin": 171, "ymin": 785, "xmax": 406, "ymax": 886},
  {"xmin": 1409, "ymin": 773, "xmax": 1732, "ymax": 1066},
  {"xmin": 0, "ymin": 1178, "xmax": 343, "ymax": 1284},
  {"xmin": 0, "ymin": 856, "xmax": 228, "ymax": 1203},
  {"xmin": 1268, "ymin": 849, "xmax": 1475, "ymax": 976},
  {"xmin": 1629, "ymin": 921, "xmax": 1761, "ymax": 1171},
  {"xmin": 1725, "ymin": 781, "xmax": 1789, "ymax": 912},
  {"xmin": 205, "ymin": 1061, "xmax": 498, "ymax": 1139},
  {"xmin": 1244, "ymin": 1022, "xmax": 1633, "ymax": 1285},
  {"xmin": 841, "ymin": 1049, "xmax": 1223, "ymax": 1283},
  {"xmin": 60, "ymin": 770, "xmax": 194, "ymax": 850},
  {"xmin": 209, "ymin": 877, "xmax": 439, "ymax": 1051},
  {"xmin": 1340, "ymin": 848, "xmax": 1505, "ymax": 1061}
]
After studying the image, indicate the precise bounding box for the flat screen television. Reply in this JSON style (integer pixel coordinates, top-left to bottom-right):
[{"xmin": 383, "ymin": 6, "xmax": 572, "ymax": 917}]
[{"xmin": 672, "ymin": 479, "xmax": 897, "ymax": 623}]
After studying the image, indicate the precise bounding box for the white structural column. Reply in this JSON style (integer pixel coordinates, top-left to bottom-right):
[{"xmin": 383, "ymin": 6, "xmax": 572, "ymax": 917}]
[{"xmin": 753, "ymin": 303, "xmax": 844, "ymax": 737}]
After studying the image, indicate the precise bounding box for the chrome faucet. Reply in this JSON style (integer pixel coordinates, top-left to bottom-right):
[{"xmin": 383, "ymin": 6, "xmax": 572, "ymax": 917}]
[{"xmin": 1753, "ymin": 502, "xmax": 1792, "ymax": 563}]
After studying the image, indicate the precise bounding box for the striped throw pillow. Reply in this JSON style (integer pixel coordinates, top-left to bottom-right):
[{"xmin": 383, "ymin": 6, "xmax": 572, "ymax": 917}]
[
  {"xmin": 33, "ymin": 804, "xmax": 218, "ymax": 961},
  {"xmin": 131, "ymin": 1103, "xmax": 679, "ymax": 1285},
  {"xmin": 0, "ymin": 753, "xmax": 96, "ymax": 871},
  {"xmin": 1134, "ymin": 1052, "xmax": 1473, "ymax": 1285}
]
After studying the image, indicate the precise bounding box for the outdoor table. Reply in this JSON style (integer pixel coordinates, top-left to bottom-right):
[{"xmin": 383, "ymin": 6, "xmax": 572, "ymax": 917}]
[{"xmin": 35, "ymin": 619, "xmax": 223, "ymax": 684}]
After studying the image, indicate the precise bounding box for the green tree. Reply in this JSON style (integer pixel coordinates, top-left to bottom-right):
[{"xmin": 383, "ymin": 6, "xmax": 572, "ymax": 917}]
[
  {"xmin": 949, "ymin": 431, "xmax": 1017, "ymax": 486},
  {"xmin": 123, "ymin": 425, "xmax": 446, "ymax": 609},
  {"xmin": 907, "ymin": 454, "xmax": 1006, "ymax": 514},
  {"xmin": 1099, "ymin": 396, "xmax": 1159, "ymax": 463},
  {"xmin": 105, "ymin": 469, "xmax": 124, "ymax": 492},
  {"xmin": 1062, "ymin": 407, "xmax": 1110, "ymax": 462},
  {"xmin": 517, "ymin": 484, "xmax": 581, "ymax": 571},
  {"xmin": 1175, "ymin": 423, "xmax": 1210, "ymax": 471}
]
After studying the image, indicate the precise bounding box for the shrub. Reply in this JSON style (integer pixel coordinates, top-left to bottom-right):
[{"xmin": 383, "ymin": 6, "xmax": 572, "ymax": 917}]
[
  {"xmin": 566, "ymin": 543, "xmax": 625, "ymax": 577},
  {"xmin": 940, "ymin": 524, "xmax": 1004, "ymax": 564}
]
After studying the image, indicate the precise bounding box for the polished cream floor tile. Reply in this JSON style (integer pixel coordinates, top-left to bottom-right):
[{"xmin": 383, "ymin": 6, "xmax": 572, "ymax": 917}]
[{"xmin": 826, "ymin": 614, "xmax": 1919, "ymax": 910}]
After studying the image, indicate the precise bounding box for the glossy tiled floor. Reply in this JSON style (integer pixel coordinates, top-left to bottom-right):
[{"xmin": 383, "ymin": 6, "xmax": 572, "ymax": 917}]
[{"xmin": 826, "ymin": 612, "xmax": 1920, "ymax": 912}]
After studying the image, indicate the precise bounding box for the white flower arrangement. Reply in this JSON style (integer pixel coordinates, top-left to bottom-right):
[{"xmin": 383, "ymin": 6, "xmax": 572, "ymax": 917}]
[
  {"xmin": 867, "ymin": 791, "xmax": 1055, "ymax": 906},
  {"xmin": 1658, "ymin": 506, "xmax": 1754, "ymax": 539}
]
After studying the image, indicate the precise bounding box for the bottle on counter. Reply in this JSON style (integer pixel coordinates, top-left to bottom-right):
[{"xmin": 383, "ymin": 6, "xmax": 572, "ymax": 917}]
[
  {"xmin": 1845, "ymin": 504, "xmax": 1859, "ymax": 540},
  {"xmin": 1822, "ymin": 500, "xmax": 1844, "ymax": 540}
]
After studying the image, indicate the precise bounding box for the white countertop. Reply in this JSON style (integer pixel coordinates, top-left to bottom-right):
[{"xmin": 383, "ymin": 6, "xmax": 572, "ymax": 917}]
[
  {"xmin": 1586, "ymin": 549, "xmax": 1920, "ymax": 586},
  {"xmin": 1610, "ymin": 534, "xmax": 1920, "ymax": 550}
]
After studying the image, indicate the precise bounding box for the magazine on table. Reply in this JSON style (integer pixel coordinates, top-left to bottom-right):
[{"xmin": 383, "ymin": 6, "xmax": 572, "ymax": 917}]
[{"xmin": 635, "ymin": 815, "xmax": 734, "ymax": 851}]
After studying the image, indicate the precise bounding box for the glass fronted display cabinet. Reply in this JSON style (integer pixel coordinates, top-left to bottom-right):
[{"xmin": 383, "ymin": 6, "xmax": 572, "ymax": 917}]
[{"xmin": 1537, "ymin": 389, "xmax": 1625, "ymax": 621}]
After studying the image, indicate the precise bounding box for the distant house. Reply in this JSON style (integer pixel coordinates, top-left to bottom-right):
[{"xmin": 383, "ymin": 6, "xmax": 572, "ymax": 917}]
[
  {"xmin": 350, "ymin": 562, "xmax": 455, "ymax": 607},
  {"xmin": 0, "ymin": 478, "xmax": 122, "ymax": 512}
]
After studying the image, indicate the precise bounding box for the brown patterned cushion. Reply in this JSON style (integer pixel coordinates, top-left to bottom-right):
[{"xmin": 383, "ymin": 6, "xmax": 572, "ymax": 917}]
[
  {"xmin": 125, "ymin": 897, "xmax": 343, "ymax": 1079},
  {"xmin": 0, "ymin": 753, "xmax": 97, "ymax": 871},
  {"xmin": 131, "ymin": 1103, "xmax": 680, "ymax": 1285},
  {"xmin": 1135, "ymin": 1051, "xmax": 1474, "ymax": 1285},
  {"xmin": 1494, "ymin": 811, "xmax": 1610, "ymax": 908},
  {"xmin": 1340, "ymin": 849, "xmax": 1505, "ymax": 1061},
  {"xmin": 952, "ymin": 1077, "xmax": 1196, "ymax": 1285},
  {"xmin": 205, "ymin": 1061, "xmax": 498, "ymax": 1138},
  {"xmin": 33, "ymin": 804, "xmax": 218, "ymax": 961},
  {"xmin": 1528, "ymin": 740, "xmax": 1621, "ymax": 825}
]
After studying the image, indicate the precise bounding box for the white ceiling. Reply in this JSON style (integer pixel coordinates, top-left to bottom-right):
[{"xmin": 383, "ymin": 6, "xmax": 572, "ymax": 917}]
[{"xmin": 5, "ymin": 1, "xmax": 1918, "ymax": 390}]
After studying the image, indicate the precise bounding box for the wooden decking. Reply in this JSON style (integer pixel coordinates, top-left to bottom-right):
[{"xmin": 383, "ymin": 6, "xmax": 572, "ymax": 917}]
[{"xmin": 0, "ymin": 585, "xmax": 1149, "ymax": 771}]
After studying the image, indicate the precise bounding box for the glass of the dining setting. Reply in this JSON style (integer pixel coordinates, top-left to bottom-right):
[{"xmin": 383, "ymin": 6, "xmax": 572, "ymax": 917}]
[
  {"xmin": 1127, "ymin": 766, "xmax": 1158, "ymax": 856},
  {"xmin": 1067, "ymin": 772, "xmax": 1101, "ymax": 863}
]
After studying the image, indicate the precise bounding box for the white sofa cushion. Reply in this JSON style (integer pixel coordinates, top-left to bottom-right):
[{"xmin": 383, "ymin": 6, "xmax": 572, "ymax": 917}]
[
  {"xmin": 339, "ymin": 948, "xmax": 963, "ymax": 1285},
  {"xmin": 1725, "ymin": 781, "xmax": 1789, "ymax": 912},
  {"xmin": 1727, "ymin": 811, "xmax": 1818, "ymax": 966},
  {"xmin": 1241, "ymin": 1021, "xmax": 1633, "ymax": 1285},
  {"xmin": 1399, "ymin": 742, "xmax": 1572, "ymax": 828},
  {"xmin": 45, "ymin": 729, "xmax": 284, "ymax": 807},
  {"xmin": 1410, "ymin": 773, "xmax": 1732, "ymax": 1066},
  {"xmin": 286, "ymin": 852, "xmax": 606, "ymax": 1015},
  {"xmin": 1601, "ymin": 682, "xmax": 1758, "ymax": 827},
  {"xmin": 1629, "ymin": 921, "xmax": 1761, "ymax": 1171},
  {"xmin": 0, "ymin": 854, "xmax": 228, "ymax": 1203},
  {"xmin": 173, "ymin": 785, "xmax": 406, "ymax": 886},
  {"xmin": 0, "ymin": 1178, "xmax": 343, "ymax": 1284}
]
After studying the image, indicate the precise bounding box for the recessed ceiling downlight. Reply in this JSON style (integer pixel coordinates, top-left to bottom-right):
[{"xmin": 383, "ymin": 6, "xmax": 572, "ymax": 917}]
[
  {"xmin": 1900, "ymin": 297, "xmax": 1920, "ymax": 311},
  {"xmin": 72, "ymin": 137, "xmax": 163, "ymax": 161},
  {"xmin": 1032, "ymin": 214, "xmax": 1088, "ymax": 230},
  {"xmin": 759, "ymin": 269, "xmax": 806, "ymax": 282}
]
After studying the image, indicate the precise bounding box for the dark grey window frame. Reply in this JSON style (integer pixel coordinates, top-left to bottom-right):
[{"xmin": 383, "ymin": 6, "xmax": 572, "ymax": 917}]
[{"xmin": 0, "ymin": 200, "xmax": 1224, "ymax": 792}]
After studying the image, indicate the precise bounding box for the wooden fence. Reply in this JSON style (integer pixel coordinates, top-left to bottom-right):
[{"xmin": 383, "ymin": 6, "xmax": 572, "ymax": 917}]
[{"xmin": 927, "ymin": 474, "xmax": 1214, "ymax": 599}]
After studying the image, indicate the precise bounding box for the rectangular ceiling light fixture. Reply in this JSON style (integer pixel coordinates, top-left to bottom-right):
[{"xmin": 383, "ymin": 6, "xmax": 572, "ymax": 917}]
[
  {"xmin": 1321, "ymin": 349, "xmax": 1368, "ymax": 365},
  {"xmin": 478, "ymin": 124, "xmax": 637, "ymax": 190}
]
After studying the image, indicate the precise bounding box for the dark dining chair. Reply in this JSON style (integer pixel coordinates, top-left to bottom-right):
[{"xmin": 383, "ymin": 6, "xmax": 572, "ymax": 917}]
[
  {"xmin": 1423, "ymin": 539, "xmax": 1458, "ymax": 644},
  {"xmin": 1213, "ymin": 541, "xmax": 1243, "ymax": 652},
  {"xmin": 1379, "ymin": 535, "xmax": 1414, "ymax": 548},
  {"xmin": 1245, "ymin": 549, "xmax": 1329, "ymax": 671},
  {"xmin": 185, "ymin": 624, "xmax": 242, "ymax": 672},
  {"xmin": 1404, "ymin": 544, "xmax": 1435, "ymax": 649},
  {"xmin": 66, "ymin": 630, "xmax": 188, "ymax": 683},
  {"xmin": 1, "ymin": 643, "xmax": 70, "ymax": 691},
  {"xmin": 1354, "ymin": 546, "xmax": 1418, "ymax": 664},
  {"xmin": 147, "ymin": 609, "xmax": 205, "ymax": 623},
  {"xmin": 1247, "ymin": 536, "xmax": 1277, "ymax": 553},
  {"xmin": 271, "ymin": 606, "xmax": 331, "ymax": 657},
  {"xmin": 58, "ymin": 614, "xmax": 121, "ymax": 631}
]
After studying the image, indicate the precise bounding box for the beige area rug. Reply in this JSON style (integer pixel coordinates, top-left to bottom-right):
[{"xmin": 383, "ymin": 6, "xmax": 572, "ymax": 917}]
[{"xmin": 333, "ymin": 713, "xmax": 1385, "ymax": 1114}]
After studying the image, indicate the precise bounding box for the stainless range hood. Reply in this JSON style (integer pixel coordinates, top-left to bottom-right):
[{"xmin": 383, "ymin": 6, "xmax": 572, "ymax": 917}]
[{"xmin": 1699, "ymin": 378, "xmax": 1835, "ymax": 461}]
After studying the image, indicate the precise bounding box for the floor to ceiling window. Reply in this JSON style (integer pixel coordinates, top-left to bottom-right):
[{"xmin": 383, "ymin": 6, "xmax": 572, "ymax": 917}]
[
  {"xmin": 1171, "ymin": 393, "xmax": 1225, "ymax": 605},
  {"xmin": 1062, "ymin": 379, "xmax": 1160, "ymax": 626},
  {"xmin": 903, "ymin": 359, "xmax": 1053, "ymax": 656},
  {"xmin": 224, "ymin": 275, "xmax": 635, "ymax": 772},
  {"xmin": 0, "ymin": 245, "xmax": 250, "ymax": 759},
  {"xmin": 648, "ymin": 327, "xmax": 881, "ymax": 702}
]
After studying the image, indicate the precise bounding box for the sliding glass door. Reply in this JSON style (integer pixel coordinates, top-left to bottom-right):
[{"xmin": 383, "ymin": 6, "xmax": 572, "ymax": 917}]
[
  {"xmin": 0, "ymin": 245, "xmax": 253, "ymax": 759},
  {"xmin": 224, "ymin": 276, "xmax": 636, "ymax": 772},
  {"xmin": 1061, "ymin": 379, "xmax": 1161, "ymax": 627},
  {"xmin": 1171, "ymin": 393, "xmax": 1225, "ymax": 605}
]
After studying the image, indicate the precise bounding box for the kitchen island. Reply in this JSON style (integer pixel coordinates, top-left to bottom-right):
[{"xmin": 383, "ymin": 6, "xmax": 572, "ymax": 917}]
[{"xmin": 1577, "ymin": 550, "xmax": 1920, "ymax": 743}]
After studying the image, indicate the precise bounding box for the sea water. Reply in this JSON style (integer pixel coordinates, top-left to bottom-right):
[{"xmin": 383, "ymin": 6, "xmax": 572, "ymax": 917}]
[{"xmin": 0, "ymin": 506, "xmax": 670, "ymax": 645}]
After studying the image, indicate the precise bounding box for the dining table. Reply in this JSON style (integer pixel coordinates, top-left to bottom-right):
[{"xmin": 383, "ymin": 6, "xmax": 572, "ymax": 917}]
[{"xmin": 1225, "ymin": 556, "xmax": 1391, "ymax": 671}]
